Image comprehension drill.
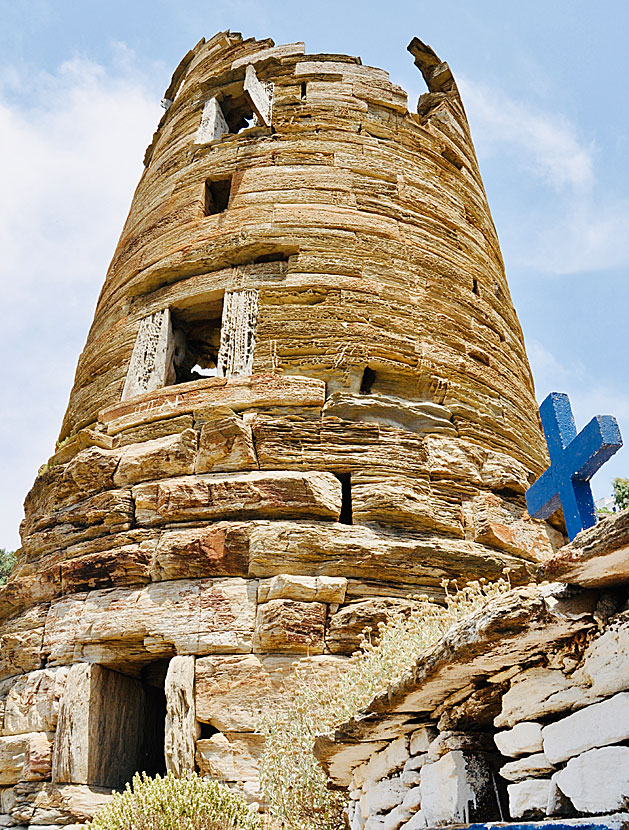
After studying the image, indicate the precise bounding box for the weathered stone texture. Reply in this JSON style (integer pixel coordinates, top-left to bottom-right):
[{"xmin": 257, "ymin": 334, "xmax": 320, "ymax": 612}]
[{"xmin": 0, "ymin": 30, "xmax": 559, "ymax": 822}]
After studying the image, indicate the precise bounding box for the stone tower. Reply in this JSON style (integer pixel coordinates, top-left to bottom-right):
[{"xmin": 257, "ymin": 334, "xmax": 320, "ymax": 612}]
[{"xmin": 0, "ymin": 32, "xmax": 560, "ymax": 824}]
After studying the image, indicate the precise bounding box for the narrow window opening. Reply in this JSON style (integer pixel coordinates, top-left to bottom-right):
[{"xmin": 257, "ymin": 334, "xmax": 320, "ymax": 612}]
[
  {"xmin": 137, "ymin": 659, "xmax": 168, "ymax": 778},
  {"xmin": 254, "ymin": 252, "xmax": 290, "ymax": 264},
  {"xmin": 171, "ymin": 298, "xmax": 224, "ymax": 384},
  {"xmin": 441, "ymin": 147, "xmax": 464, "ymax": 171},
  {"xmin": 360, "ymin": 366, "xmax": 377, "ymax": 395},
  {"xmin": 300, "ymin": 82, "xmax": 307, "ymax": 100},
  {"xmin": 472, "ymin": 278, "xmax": 479, "ymax": 295},
  {"xmin": 337, "ymin": 473, "xmax": 353, "ymax": 525},
  {"xmin": 198, "ymin": 721, "xmax": 219, "ymax": 739},
  {"xmin": 220, "ymin": 93, "xmax": 256, "ymax": 134},
  {"xmin": 204, "ymin": 177, "xmax": 231, "ymax": 215}
]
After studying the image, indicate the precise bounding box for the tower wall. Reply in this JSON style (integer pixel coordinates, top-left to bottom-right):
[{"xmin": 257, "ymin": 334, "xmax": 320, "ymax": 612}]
[{"xmin": 0, "ymin": 32, "xmax": 559, "ymax": 821}]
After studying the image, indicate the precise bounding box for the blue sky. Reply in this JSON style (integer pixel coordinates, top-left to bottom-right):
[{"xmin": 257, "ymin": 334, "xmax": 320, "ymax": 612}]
[{"xmin": 1, "ymin": 0, "xmax": 627, "ymax": 548}]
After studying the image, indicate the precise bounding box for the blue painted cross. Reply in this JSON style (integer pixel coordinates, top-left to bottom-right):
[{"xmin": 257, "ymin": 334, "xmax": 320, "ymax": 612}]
[{"xmin": 526, "ymin": 392, "xmax": 623, "ymax": 541}]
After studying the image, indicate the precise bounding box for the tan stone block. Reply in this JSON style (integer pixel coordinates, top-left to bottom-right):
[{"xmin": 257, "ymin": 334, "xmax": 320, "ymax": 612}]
[
  {"xmin": 469, "ymin": 492, "xmax": 562, "ymax": 563},
  {"xmin": 43, "ymin": 578, "xmax": 257, "ymax": 668},
  {"xmin": 195, "ymin": 409, "xmax": 258, "ymax": 473},
  {"xmin": 52, "ymin": 664, "xmax": 144, "ymax": 789},
  {"xmin": 59, "ymin": 537, "xmax": 155, "ymax": 595},
  {"xmin": 164, "ymin": 656, "xmax": 198, "ymax": 777},
  {"xmin": 0, "ymin": 735, "xmax": 28, "ymax": 785},
  {"xmin": 22, "ymin": 732, "xmax": 53, "ymax": 781},
  {"xmin": 247, "ymin": 522, "xmax": 531, "ymax": 591},
  {"xmin": 116, "ymin": 414, "xmax": 194, "ymax": 447},
  {"xmin": 133, "ymin": 471, "xmax": 341, "ymax": 526},
  {"xmin": 114, "ymin": 429, "xmax": 197, "ymax": 486},
  {"xmin": 196, "ymin": 733, "xmax": 264, "ymax": 782},
  {"xmin": 65, "ymin": 446, "xmax": 120, "ymax": 496},
  {"xmin": 351, "ymin": 474, "xmax": 463, "ymax": 536},
  {"xmin": 195, "ymin": 653, "xmax": 348, "ymax": 732},
  {"xmin": 3, "ymin": 668, "xmax": 69, "ymax": 736},
  {"xmin": 14, "ymin": 782, "xmax": 112, "ymax": 825},
  {"xmin": 257, "ymin": 574, "xmax": 347, "ymax": 604},
  {"xmin": 152, "ymin": 524, "xmax": 249, "ymax": 581},
  {"xmin": 0, "ymin": 606, "xmax": 46, "ymax": 681},
  {"xmin": 424, "ymin": 437, "xmax": 485, "ymax": 485},
  {"xmin": 21, "ymin": 489, "xmax": 134, "ymax": 560},
  {"xmin": 326, "ymin": 598, "xmax": 415, "ymax": 654},
  {"xmin": 0, "ymin": 733, "xmax": 51, "ymax": 786},
  {"xmin": 254, "ymin": 599, "xmax": 326, "ymax": 654}
]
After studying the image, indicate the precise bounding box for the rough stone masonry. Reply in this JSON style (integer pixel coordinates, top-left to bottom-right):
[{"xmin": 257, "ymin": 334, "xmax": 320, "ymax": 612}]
[{"xmin": 0, "ymin": 30, "xmax": 562, "ymax": 825}]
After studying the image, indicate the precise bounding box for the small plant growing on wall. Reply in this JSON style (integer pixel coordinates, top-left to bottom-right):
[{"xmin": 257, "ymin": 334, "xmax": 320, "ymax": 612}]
[{"xmin": 83, "ymin": 772, "xmax": 261, "ymax": 830}]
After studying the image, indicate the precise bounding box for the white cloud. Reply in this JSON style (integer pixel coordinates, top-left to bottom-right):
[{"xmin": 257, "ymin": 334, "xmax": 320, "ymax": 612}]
[
  {"xmin": 460, "ymin": 78, "xmax": 629, "ymax": 274},
  {"xmin": 460, "ymin": 78, "xmax": 594, "ymax": 193},
  {"xmin": 0, "ymin": 48, "xmax": 162, "ymax": 549}
]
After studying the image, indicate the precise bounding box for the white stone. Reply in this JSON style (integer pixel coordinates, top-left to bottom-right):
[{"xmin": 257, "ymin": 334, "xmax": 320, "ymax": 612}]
[
  {"xmin": 409, "ymin": 727, "xmax": 437, "ymax": 756},
  {"xmin": 494, "ymin": 722, "xmax": 543, "ymax": 757},
  {"xmin": 383, "ymin": 804, "xmax": 412, "ymax": 830},
  {"xmin": 403, "ymin": 754, "xmax": 428, "ymax": 773},
  {"xmin": 420, "ymin": 751, "xmax": 479, "ymax": 826},
  {"xmin": 364, "ymin": 819, "xmax": 386, "ymax": 830},
  {"xmin": 495, "ymin": 668, "xmax": 585, "ymax": 728},
  {"xmin": 217, "ymin": 289, "xmax": 258, "ymax": 379},
  {"xmin": 576, "ymin": 614, "xmax": 629, "ymax": 698},
  {"xmin": 195, "ymin": 97, "xmax": 229, "ymax": 143},
  {"xmin": 243, "ymin": 64, "xmax": 273, "ymax": 126},
  {"xmin": 547, "ymin": 772, "xmax": 573, "ymax": 817},
  {"xmin": 354, "ymin": 737, "xmax": 409, "ymax": 789},
  {"xmin": 257, "ymin": 574, "xmax": 347, "ymax": 604},
  {"xmin": 3, "ymin": 669, "xmax": 68, "ymax": 736},
  {"xmin": 507, "ymin": 779, "xmax": 551, "ymax": 819},
  {"xmin": 499, "ymin": 752, "xmax": 554, "ymax": 782},
  {"xmin": 164, "ymin": 656, "xmax": 198, "ymax": 776},
  {"xmin": 360, "ymin": 778, "xmax": 408, "ymax": 817},
  {"xmin": 400, "ymin": 812, "xmax": 427, "ymax": 830},
  {"xmin": 554, "ymin": 746, "xmax": 629, "ymax": 814},
  {"xmin": 401, "ymin": 787, "xmax": 422, "ymax": 811},
  {"xmin": 543, "ymin": 693, "xmax": 629, "ymax": 764},
  {"xmin": 122, "ymin": 309, "xmax": 175, "ymax": 401}
]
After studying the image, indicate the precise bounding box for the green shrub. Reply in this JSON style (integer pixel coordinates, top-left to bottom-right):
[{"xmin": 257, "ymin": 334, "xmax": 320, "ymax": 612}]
[
  {"xmin": 0, "ymin": 549, "xmax": 16, "ymax": 586},
  {"xmin": 85, "ymin": 772, "xmax": 261, "ymax": 830},
  {"xmin": 259, "ymin": 578, "xmax": 511, "ymax": 830},
  {"xmin": 613, "ymin": 477, "xmax": 629, "ymax": 511}
]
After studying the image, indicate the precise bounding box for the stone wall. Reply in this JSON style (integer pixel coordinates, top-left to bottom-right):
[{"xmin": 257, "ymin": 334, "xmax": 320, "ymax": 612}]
[
  {"xmin": 318, "ymin": 513, "xmax": 629, "ymax": 829},
  {"xmin": 0, "ymin": 30, "xmax": 559, "ymax": 826}
]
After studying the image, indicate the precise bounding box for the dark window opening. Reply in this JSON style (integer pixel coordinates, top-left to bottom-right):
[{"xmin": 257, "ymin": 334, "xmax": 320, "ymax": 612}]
[
  {"xmin": 171, "ymin": 297, "xmax": 223, "ymax": 384},
  {"xmin": 360, "ymin": 366, "xmax": 377, "ymax": 395},
  {"xmin": 472, "ymin": 278, "xmax": 479, "ymax": 295},
  {"xmin": 337, "ymin": 473, "xmax": 353, "ymax": 525},
  {"xmin": 441, "ymin": 147, "xmax": 464, "ymax": 171},
  {"xmin": 220, "ymin": 92, "xmax": 256, "ymax": 134},
  {"xmin": 199, "ymin": 721, "xmax": 219, "ymax": 739},
  {"xmin": 300, "ymin": 82, "xmax": 307, "ymax": 100},
  {"xmin": 204, "ymin": 177, "xmax": 231, "ymax": 215},
  {"xmin": 254, "ymin": 252, "xmax": 290, "ymax": 264},
  {"xmin": 138, "ymin": 660, "xmax": 168, "ymax": 778}
]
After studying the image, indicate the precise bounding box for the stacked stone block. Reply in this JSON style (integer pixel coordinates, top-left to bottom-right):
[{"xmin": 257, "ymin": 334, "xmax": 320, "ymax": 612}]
[{"xmin": 0, "ymin": 30, "xmax": 557, "ymax": 826}]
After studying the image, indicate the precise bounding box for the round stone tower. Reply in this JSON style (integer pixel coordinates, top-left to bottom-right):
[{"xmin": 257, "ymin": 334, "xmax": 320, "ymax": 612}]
[{"xmin": 0, "ymin": 32, "xmax": 561, "ymax": 823}]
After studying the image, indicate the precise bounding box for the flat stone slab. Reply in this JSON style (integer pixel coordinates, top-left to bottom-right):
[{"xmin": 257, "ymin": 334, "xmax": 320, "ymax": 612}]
[
  {"xmin": 542, "ymin": 510, "xmax": 629, "ymax": 588},
  {"xmin": 100, "ymin": 373, "xmax": 326, "ymax": 434}
]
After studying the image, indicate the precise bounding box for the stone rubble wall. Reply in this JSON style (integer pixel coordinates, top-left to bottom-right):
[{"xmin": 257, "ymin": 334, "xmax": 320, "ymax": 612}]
[
  {"xmin": 343, "ymin": 591, "xmax": 629, "ymax": 829},
  {"xmin": 0, "ymin": 373, "xmax": 560, "ymax": 826},
  {"xmin": 57, "ymin": 30, "xmax": 546, "ymax": 489},
  {"xmin": 0, "ymin": 29, "xmax": 558, "ymax": 827}
]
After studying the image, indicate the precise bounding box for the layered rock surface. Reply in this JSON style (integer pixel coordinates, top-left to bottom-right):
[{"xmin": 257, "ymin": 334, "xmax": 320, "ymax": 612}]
[{"xmin": 0, "ymin": 30, "xmax": 555, "ymax": 827}]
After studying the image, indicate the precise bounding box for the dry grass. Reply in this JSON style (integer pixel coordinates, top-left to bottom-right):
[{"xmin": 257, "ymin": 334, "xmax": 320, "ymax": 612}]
[{"xmin": 259, "ymin": 577, "xmax": 511, "ymax": 830}]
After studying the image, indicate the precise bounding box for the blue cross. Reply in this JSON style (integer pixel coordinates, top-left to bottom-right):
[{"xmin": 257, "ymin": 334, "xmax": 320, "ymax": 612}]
[{"xmin": 526, "ymin": 392, "xmax": 623, "ymax": 541}]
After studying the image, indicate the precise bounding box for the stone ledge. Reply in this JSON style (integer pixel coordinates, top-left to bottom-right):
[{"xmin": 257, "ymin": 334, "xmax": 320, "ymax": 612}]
[{"xmin": 541, "ymin": 510, "xmax": 629, "ymax": 588}]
